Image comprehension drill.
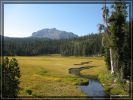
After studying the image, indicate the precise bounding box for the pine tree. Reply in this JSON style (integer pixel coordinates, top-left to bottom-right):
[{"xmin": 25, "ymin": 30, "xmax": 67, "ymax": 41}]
[
  {"xmin": 2, "ymin": 57, "xmax": 21, "ymax": 97},
  {"xmin": 99, "ymin": 0, "xmax": 129, "ymax": 79}
]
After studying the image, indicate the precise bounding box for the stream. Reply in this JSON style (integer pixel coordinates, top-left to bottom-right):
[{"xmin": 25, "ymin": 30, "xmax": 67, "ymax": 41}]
[
  {"xmin": 69, "ymin": 66, "xmax": 105, "ymax": 98},
  {"xmin": 79, "ymin": 79, "xmax": 105, "ymax": 96}
]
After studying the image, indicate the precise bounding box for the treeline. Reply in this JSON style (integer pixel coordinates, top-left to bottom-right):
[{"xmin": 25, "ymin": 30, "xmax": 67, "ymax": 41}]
[
  {"xmin": 99, "ymin": 0, "xmax": 132, "ymax": 80},
  {"xmin": 3, "ymin": 33, "xmax": 102, "ymax": 56}
]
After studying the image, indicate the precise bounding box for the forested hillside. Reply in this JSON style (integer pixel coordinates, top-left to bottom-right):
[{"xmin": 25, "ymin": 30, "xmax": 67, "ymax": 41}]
[{"xmin": 3, "ymin": 33, "xmax": 102, "ymax": 56}]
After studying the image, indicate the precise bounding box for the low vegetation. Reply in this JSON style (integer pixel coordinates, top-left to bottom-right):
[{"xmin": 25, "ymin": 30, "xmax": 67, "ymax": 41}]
[
  {"xmin": 80, "ymin": 57, "xmax": 129, "ymax": 96},
  {"xmin": 15, "ymin": 55, "xmax": 92, "ymax": 96},
  {"xmin": 7, "ymin": 55, "xmax": 128, "ymax": 97}
]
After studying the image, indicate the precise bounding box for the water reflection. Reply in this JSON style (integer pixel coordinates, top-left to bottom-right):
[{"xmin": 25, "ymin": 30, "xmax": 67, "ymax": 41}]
[{"xmin": 79, "ymin": 80, "xmax": 105, "ymax": 96}]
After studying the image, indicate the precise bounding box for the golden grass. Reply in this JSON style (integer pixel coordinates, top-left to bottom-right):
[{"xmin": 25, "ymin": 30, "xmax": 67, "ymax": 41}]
[
  {"xmin": 80, "ymin": 57, "xmax": 107, "ymax": 76},
  {"xmin": 12, "ymin": 55, "xmax": 93, "ymax": 96},
  {"xmin": 6, "ymin": 55, "xmax": 129, "ymax": 96}
]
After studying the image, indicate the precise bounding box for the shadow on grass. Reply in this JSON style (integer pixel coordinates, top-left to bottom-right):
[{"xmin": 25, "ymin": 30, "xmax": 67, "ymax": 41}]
[{"xmin": 73, "ymin": 61, "xmax": 92, "ymax": 65}]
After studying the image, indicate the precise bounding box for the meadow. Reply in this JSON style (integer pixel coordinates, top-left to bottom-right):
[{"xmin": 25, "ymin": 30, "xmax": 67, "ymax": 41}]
[{"xmin": 9, "ymin": 55, "xmax": 129, "ymax": 96}]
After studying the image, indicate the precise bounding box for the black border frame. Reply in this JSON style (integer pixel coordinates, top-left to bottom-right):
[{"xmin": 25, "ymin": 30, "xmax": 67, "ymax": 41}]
[{"xmin": 0, "ymin": 0, "xmax": 132, "ymax": 99}]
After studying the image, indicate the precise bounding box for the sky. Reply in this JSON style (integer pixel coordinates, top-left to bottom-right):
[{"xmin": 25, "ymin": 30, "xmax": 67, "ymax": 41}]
[{"xmin": 4, "ymin": 4, "xmax": 104, "ymax": 37}]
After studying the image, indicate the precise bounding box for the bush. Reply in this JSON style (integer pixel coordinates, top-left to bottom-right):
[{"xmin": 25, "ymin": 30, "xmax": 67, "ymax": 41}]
[
  {"xmin": 25, "ymin": 88, "xmax": 32, "ymax": 95},
  {"xmin": 2, "ymin": 57, "xmax": 21, "ymax": 97}
]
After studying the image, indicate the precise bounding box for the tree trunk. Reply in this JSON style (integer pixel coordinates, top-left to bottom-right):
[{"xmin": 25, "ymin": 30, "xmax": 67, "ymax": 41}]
[{"xmin": 110, "ymin": 48, "xmax": 114, "ymax": 74}]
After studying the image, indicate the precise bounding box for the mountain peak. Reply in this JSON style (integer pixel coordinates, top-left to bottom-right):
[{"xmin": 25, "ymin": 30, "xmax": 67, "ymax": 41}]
[{"xmin": 32, "ymin": 28, "xmax": 78, "ymax": 39}]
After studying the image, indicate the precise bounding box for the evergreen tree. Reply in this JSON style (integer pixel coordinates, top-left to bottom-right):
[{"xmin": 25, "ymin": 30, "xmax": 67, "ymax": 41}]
[
  {"xmin": 4, "ymin": 34, "xmax": 102, "ymax": 57},
  {"xmin": 99, "ymin": 0, "xmax": 130, "ymax": 79},
  {"xmin": 2, "ymin": 57, "xmax": 21, "ymax": 97}
]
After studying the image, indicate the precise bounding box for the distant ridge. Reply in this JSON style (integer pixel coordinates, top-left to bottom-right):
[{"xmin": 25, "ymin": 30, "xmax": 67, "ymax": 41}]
[{"xmin": 31, "ymin": 28, "xmax": 78, "ymax": 39}]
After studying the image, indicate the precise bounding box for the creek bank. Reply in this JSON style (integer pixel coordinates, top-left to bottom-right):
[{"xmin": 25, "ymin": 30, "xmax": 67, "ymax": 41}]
[{"xmin": 68, "ymin": 66, "xmax": 105, "ymax": 97}]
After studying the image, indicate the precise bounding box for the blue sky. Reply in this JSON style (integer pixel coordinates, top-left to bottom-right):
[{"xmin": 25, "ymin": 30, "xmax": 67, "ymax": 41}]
[{"xmin": 4, "ymin": 4, "xmax": 104, "ymax": 37}]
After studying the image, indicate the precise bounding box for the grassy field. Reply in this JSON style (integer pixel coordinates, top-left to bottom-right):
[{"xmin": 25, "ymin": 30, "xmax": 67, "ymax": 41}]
[
  {"xmin": 8, "ymin": 55, "xmax": 129, "ymax": 96},
  {"xmin": 9, "ymin": 55, "xmax": 104, "ymax": 96}
]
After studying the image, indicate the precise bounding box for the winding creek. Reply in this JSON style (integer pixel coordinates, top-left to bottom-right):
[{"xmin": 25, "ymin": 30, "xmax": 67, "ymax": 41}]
[{"xmin": 69, "ymin": 66, "xmax": 105, "ymax": 97}]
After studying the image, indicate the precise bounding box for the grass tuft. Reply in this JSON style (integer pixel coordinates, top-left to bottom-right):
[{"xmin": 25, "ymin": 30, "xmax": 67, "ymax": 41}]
[{"xmin": 37, "ymin": 68, "xmax": 48, "ymax": 76}]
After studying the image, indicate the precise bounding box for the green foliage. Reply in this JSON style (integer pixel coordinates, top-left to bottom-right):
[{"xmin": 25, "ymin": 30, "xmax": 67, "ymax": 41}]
[
  {"xmin": 109, "ymin": 1, "xmax": 130, "ymax": 79},
  {"xmin": 100, "ymin": 0, "xmax": 131, "ymax": 80},
  {"xmin": 65, "ymin": 76, "xmax": 88, "ymax": 85},
  {"xmin": 104, "ymin": 47, "xmax": 111, "ymax": 70},
  {"xmin": 110, "ymin": 88, "xmax": 127, "ymax": 95},
  {"xmin": 2, "ymin": 57, "xmax": 21, "ymax": 97},
  {"xmin": 98, "ymin": 71, "xmax": 128, "ymax": 95},
  {"xmin": 25, "ymin": 88, "xmax": 32, "ymax": 95},
  {"xmin": 98, "ymin": 72, "xmax": 113, "ymax": 84},
  {"xmin": 4, "ymin": 33, "xmax": 102, "ymax": 57}
]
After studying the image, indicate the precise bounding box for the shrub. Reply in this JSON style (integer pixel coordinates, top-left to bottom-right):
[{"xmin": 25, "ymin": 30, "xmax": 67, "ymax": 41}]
[
  {"xmin": 25, "ymin": 88, "xmax": 32, "ymax": 95},
  {"xmin": 2, "ymin": 57, "xmax": 21, "ymax": 97}
]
